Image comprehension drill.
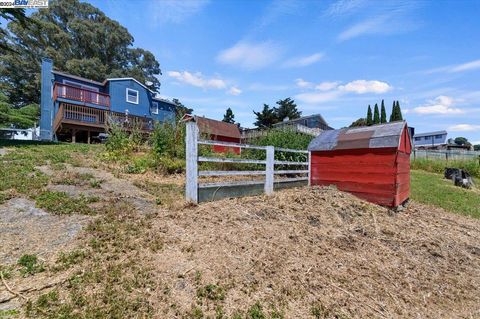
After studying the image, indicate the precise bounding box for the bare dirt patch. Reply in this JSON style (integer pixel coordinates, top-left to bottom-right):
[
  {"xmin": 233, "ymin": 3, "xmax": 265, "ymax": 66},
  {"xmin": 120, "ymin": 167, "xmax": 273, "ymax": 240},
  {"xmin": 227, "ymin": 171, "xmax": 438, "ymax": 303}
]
[
  {"xmin": 0, "ymin": 198, "xmax": 89, "ymax": 265},
  {"xmin": 147, "ymin": 186, "xmax": 480, "ymax": 318}
]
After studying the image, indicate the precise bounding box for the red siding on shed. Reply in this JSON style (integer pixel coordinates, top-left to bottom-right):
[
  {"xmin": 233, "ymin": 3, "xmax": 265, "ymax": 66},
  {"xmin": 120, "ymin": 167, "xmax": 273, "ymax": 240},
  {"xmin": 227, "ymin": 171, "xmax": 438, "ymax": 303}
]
[
  {"xmin": 309, "ymin": 123, "xmax": 411, "ymax": 208},
  {"xmin": 210, "ymin": 135, "xmax": 241, "ymax": 154}
]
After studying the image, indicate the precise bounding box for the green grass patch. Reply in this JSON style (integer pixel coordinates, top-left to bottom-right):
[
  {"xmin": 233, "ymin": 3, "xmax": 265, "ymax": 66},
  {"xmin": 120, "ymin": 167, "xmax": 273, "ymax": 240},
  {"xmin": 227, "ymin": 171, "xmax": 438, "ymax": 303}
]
[
  {"xmin": 18, "ymin": 254, "xmax": 45, "ymax": 277},
  {"xmin": 411, "ymin": 170, "xmax": 480, "ymax": 218},
  {"xmin": 0, "ymin": 309, "xmax": 19, "ymax": 319},
  {"xmin": 35, "ymin": 191, "xmax": 97, "ymax": 215},
  {"xmin": 411, "ymin": 158, "xmax": 480, "ymax": 178}
]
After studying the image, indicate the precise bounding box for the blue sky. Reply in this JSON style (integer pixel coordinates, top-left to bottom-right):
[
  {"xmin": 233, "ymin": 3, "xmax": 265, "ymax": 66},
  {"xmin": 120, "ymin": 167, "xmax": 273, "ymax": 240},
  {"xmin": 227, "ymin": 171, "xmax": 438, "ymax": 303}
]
[{"xmin": 87, "ymin": 0, "xmax": 480, "ymax": 144}]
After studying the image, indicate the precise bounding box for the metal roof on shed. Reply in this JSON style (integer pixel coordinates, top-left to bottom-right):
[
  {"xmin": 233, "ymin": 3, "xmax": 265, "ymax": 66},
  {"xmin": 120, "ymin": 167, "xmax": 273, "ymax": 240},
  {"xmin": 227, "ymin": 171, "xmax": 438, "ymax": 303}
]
[
  {"xmin": 308, "ymin": 121, "xmax": 408, "ymax": 151},
  {"xmin": 182, "ymin": 115, "xmax": 241, "ymax": 139}
]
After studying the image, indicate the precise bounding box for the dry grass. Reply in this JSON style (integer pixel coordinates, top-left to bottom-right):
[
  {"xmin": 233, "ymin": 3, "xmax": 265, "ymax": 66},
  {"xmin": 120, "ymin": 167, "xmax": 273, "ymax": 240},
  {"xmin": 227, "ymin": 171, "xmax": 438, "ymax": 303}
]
[{"xmin": 145, "ymin": 186, "xmax": 480, "ymax": 318}]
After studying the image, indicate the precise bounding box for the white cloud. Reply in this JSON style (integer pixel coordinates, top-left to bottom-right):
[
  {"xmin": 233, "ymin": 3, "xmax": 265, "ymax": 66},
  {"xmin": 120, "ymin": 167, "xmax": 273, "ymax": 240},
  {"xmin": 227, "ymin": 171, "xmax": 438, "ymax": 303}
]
[
  {"xmin": 448, "ymin": 124, "xmax": 480, "ymax": 132},
  {"xmin": 315, "ymin": 81, "xmax": 340, "ymax": 91},
  {"xmin": 167, "ymin": 71, "xmax": 227, "ymax": 89},
  {"xmin": 295, "ymin": 78, "xmax": 314, "ymax": 89},
  {"xmin": 150, "ymin": 0, "xmax": 209, "ymax": 24},
  {"xmin": 426, "ymin": 59, "xmax": 480, "ymax": 74},
  {"xmin": 450, "ymin": 59, "xmax": 480, "ymax": 72},
  {"xmin": 217, "ymin": 41, "xmax": 282, "ymax": 70},
  {"xmin": 295, "ymin": 91, "xmax": 342, "ymax": 104},
  {"xmin": 338, "ymin": 16, "xmax": 388, "ymax": 41},
  {"xmin": 338, "ymin": 80, "xmax": 392, "ymax": 94},
  {"xmin": 412, "ymin": 96, "xmax": 464, "ymax": 115},
  {"xmin": 227, "ymin": 86, "xmax": 242, "ymax": 96},
  {"xmin": 295, "ymin": 79, "xmax": 391, "ymax": 104},
  {"xmin": 324, "ymin": 0, "xmax": 366, "ymax": 17},
  {"xmin": 283, "ymin": 52, "xmax": 324, "ymax": 68}
]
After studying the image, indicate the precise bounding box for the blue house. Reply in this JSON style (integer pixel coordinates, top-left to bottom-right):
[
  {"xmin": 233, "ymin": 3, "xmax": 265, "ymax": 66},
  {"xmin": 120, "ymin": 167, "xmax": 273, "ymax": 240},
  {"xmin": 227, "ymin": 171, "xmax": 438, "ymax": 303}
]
[
  {"xmin": 413, "ymin": 130, "xmax": 448, "ymax": 149},
  {"xmin": 39, "ymin": 58, "xmax": 176, "ymax": 142}
]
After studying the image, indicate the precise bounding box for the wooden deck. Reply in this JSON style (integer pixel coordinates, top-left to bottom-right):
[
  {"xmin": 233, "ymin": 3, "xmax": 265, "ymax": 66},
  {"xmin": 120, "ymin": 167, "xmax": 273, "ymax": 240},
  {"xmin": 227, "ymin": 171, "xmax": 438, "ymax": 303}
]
[{"xmin": 53, "ymin": 103, "xmax": 154, "ymax": 142}]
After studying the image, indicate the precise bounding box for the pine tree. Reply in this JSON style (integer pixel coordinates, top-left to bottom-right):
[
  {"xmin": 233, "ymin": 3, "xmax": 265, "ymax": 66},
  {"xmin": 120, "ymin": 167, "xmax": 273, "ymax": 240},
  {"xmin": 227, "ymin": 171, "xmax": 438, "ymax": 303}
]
[
  {"xmin": 373, "ymin": 103, "xmax": 380, "ymax": 124},
  {"xmin": 389, "ymin": 101, "xmax": 396, "ymax": 122},
  {"xmin": 395, "ymin": 101, "xmax": 403, "ymax": 121},
  {"xmin": 380, "ymin": 99, "xmax": 387, "ymax": 123},
  {"xmin": 222, "ymin": 107, "xmax": 235, "ymax": 123},
  {"xmin": 366, "ymin": 105, "xmax": 373, "ymax": 126},
  {"xmin": 253, "ymin": 104, "xmax": 277, "ymax": 128}
]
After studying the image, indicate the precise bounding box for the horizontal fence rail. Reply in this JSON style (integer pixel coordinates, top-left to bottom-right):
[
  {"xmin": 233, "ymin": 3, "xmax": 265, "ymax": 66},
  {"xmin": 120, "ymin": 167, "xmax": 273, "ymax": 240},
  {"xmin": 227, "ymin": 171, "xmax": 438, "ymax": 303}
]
[
  {"xmin": 412, "ymin": 149, "xmax": 480, "ymax": 161},
  {"xmin": 186, "ymin": 122, "xmax": 310, "ymax": 203}
]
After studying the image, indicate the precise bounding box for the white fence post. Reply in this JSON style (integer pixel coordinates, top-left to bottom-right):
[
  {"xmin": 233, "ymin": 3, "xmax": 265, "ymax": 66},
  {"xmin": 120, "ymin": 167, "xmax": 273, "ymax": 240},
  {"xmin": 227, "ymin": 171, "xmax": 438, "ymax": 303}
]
[
  {"xmin": 265, "ymin": 146, "xmax": 274, "ymax": 195},
  {"xmin": 308, "ymin": 151, "xmax": 311, "ymax": 187},
  {"xmin": 185, "ymin": 121, "xmax": 199, "ymax": 203}
]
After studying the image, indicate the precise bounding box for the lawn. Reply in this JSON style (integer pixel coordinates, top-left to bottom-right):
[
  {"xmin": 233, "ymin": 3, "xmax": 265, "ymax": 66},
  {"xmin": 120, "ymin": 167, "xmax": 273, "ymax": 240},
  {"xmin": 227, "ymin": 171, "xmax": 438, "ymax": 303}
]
[{"xmin": 411, "ymin": 170, "xmax": 480, "ymax": 218}]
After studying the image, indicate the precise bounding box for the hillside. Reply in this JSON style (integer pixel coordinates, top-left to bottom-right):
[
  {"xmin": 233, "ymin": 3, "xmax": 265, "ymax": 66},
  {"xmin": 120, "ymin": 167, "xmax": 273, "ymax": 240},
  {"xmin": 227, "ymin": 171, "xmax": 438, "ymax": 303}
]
[{"xmin": 0, "ymin": 143, "xmax": 479, "ymax": 318}]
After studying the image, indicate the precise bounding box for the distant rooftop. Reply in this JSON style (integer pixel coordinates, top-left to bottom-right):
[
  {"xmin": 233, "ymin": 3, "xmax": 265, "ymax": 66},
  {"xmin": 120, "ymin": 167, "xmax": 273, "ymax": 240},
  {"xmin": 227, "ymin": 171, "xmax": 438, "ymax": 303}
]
[{"xmin": 413, "ymin": 130, "xmax": 447, "ymax": 138}]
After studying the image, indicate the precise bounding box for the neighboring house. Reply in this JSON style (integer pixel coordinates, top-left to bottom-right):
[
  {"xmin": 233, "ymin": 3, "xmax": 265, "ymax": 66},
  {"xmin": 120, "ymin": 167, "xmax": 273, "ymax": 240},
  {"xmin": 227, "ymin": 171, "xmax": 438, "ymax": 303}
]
[
  {"xmin": 182, "ymin": 114, "xmax": 241, "ymax": 154},
  {"xmin": 39, "ymin": 58, "xmax": 176, "ymax": 142},
  {"xmin": 273, "ymin": 114, "xmax": 333, "ymax": 131},
  {"xmin": 242, "ymin": 114, "xmax": 333, "ymax": 140},
  {"xmin": 413, "ymin": 130, "xmax": 447, "ymax": 149}
]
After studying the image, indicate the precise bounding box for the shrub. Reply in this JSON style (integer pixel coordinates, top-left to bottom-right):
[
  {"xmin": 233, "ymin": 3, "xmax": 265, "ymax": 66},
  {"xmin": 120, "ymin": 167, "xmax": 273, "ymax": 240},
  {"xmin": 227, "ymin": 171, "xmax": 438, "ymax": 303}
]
[
  {"xmin": 104, "ymin": 123, "xmax": 133, "ymax": 159},
  {"xmin": 150, "ymin": 122, "xmax": 185, "ymax": 158}
]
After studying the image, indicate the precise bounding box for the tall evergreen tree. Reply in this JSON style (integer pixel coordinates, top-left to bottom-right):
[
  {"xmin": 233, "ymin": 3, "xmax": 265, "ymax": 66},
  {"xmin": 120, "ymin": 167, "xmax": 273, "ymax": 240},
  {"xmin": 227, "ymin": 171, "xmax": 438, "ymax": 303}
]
[
  {"xmin": 222, "ymin": 107, "xmax": 235, "ymax": 124},
  {"xmin": 366, "ymin": 105, "xmax": 373, "ymax": 126},
  {"xmin": 253, "ymin": 104, "xmax": 278, "ymax": 128},
  {"xmin": 389, "ymin": 101, "xmax": 396, "ymax": 122},
  {"xmin": 395, "ymin": 100, "xmax": 403, "ymax": 121},
  {"xmin": 389, "ymin": 100, "xmax": 404, "ymax": 122},
  {"xmin": 380, "ymin": 99, "xmax": 387, "ymax": 123},
  {"xmin": 274, "ymin": 97, "xmax": 301, "ymax": 121},
  {"xmin": 373, "ymin": 103, "xmax": 380, "ymax": 124}
]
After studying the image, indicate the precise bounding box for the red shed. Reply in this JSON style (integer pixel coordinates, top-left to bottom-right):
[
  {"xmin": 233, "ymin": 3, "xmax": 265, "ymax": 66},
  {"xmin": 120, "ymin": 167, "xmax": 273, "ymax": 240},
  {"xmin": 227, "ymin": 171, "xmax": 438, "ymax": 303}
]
[
  {"xmin": 308, "ymin": 121, "xmax": 412, "ymax": 207},
  {"xmin": 182, "ymin": 115, "xmax": 241, "ymax": 154}
]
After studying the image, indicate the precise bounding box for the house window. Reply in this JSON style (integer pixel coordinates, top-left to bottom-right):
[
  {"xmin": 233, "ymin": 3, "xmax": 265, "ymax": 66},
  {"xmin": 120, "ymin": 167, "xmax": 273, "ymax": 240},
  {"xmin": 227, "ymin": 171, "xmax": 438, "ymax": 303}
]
[
  {"xmin": 414, "ymin": 137, "xmax": 421, "ymax": 141},
  {"xmin": 126, "ymin": 88, "xmax": 139, "ymax": 104},
  {"xmin": 424, "ymin": 136, "xmax": 431, "ymax": 140},
  {"xmin": 435, "ymin": 134, "xmax": 443, "ymax": 139},
  {"xmin": 151, "ymin": 101, "xmax": 159, "ymax": 114}
]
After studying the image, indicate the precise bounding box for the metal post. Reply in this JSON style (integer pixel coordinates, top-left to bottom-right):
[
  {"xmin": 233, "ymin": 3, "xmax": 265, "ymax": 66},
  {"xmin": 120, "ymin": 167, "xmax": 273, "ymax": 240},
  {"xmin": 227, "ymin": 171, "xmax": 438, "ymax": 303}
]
[
  {"xmin": 265, "ymin": 146, "xmax": 274, "ymax": 195},
  {"xmin": 185, "ymin": 121, "xmax": 199, "ymax": 203}
]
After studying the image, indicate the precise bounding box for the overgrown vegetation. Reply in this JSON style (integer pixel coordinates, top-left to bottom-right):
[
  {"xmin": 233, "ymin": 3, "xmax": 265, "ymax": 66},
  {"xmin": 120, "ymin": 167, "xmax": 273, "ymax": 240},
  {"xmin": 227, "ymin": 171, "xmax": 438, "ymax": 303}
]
[{"xmin": 411, "ymin": 170, "xmax": 480, "ymax": 218}]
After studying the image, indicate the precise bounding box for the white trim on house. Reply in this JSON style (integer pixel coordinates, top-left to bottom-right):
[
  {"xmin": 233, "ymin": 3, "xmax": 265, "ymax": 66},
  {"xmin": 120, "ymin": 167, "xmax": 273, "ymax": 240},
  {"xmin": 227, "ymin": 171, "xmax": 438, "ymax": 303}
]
[
  {"xmin": 107, "ymin": 78, "xmax": 156, "ymax": 93},
  {"xmin": 126, "ymin": 88, "xmax": 139, "ymax": 104},
  {"xmin": 62, "ymin": 79, "xmax": 99, "ymax": 92},
  {"xmin": 151, "ymin": 101, "xmax": 159, "ymax": 114}
]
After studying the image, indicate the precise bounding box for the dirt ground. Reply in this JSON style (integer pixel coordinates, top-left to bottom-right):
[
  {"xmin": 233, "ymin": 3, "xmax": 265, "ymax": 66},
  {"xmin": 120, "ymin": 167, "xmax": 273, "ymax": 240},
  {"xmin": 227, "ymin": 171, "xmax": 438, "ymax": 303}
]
[
  {"xmin": 1, "ymin": 149, "xmax": 480, "ymax": 318},
  {"xmin": 147, "ymin": 187, "xmax": 480, "ymax": 318}
]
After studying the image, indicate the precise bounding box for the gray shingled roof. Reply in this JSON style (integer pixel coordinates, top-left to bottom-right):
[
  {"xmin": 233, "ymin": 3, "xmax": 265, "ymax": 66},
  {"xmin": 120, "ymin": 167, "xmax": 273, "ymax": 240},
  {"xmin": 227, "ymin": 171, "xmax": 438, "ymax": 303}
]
[{"xmin": 308, "ymin": 121, "xmax": 408, "ymax": 151}]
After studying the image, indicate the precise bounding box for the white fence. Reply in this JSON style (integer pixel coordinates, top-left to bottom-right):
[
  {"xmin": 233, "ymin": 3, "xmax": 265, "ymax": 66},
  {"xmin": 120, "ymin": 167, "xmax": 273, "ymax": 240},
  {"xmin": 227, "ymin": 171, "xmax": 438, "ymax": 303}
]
[
  {"xmin": 412, "ymin": 149, "xmax": 480, "ymax": 161},
  {"xmin": 185, "ymin": 121, "xmax": 310, "ymax": 203}
]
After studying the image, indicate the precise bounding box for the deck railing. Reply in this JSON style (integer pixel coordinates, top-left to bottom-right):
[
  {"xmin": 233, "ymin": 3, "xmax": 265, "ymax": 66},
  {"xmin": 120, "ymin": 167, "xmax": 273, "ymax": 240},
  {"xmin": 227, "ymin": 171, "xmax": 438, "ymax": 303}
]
[
  {"xmin": 53, "ymin": 82, "xmax": 110, "ymax": 108},
  {"xmin": 54, "ymin": 103, "xmax": 154, "ymax": 132}
]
